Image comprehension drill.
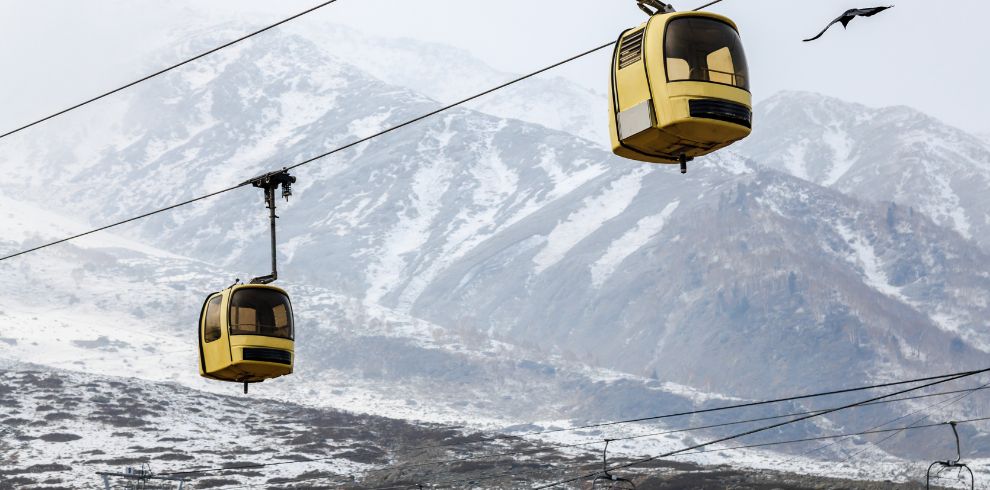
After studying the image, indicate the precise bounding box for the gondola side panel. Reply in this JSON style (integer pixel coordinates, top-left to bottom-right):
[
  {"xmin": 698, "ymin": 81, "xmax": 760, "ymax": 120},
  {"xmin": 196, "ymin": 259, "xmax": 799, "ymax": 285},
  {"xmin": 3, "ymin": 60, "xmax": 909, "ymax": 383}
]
[{"xmin": 199, "ymin": 292, "xmax": 231, "ymax": 378}]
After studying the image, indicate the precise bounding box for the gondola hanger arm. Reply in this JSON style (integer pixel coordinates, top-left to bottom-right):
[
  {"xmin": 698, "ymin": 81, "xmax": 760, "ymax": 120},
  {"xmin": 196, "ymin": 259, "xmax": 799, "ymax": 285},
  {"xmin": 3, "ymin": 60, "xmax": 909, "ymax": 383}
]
[{"xmin": 243, "ymin": 168, "xmax": 296, "ymax": 285}]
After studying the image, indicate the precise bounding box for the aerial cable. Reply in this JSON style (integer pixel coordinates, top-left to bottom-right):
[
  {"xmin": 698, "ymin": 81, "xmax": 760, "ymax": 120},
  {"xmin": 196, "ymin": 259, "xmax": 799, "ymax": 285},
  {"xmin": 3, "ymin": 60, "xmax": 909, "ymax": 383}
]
[
  {"xmin": 0, "ymin": 183, "xmax": 246, "ymax": 262},
  {"xmin": 546, "ymin": 418, "xmax": 990, "ymax": 490},
  {"xmin": 676, "ymin": 416, "xmax": 990, "ymax": 458},
  {"xmin": 0, "ymin": 41, "xmax": 617, "ymax": 264},
  {"xmin": 280, "ymin": 40, "xmax": 616, "ymax": 173},
  {"xmin": 155, "ymin": 370, "xmax": 987, "ymax": 477},
  {"xmin": 533, "ymin": 368, "xmax": 990, "ymax": 488},
  {"xmin": 792, "ymin": 378, "xmax": 989, "ymax": 464},
  {"xmin": 0, "ymin": 0, "xmax": 735, "ymax": 262},
  {"xmin": 152, "ymin": 370, "xmax": 990, "ymax": 483},
  {"xmin": 156, "ymin": 377, "xmax": 990, "ymax": 481},
  {"xmin": 406, "ymin": 369, "xmax": 990, "ymax": 452},
  {"xmin": 692, "ymin": 0, "xmax": 727, "ymax": 11},
  {"xmin": 0, "ymin": 0, "xmax": 341, "ymax": 141},
  {"xmin": 139, "ymin": 386, "xmax": 990, "ymax": 490},
  {"xmin": 408, "ymin": 385, "xmax": 990, "ymax": 481},
  {"xmin": 834, "ymin": 379, "xmax": 990, "ymax": 465},
  {"xmin": 370, "ymin": 416, "xmax": 990, "ymax": 490}
]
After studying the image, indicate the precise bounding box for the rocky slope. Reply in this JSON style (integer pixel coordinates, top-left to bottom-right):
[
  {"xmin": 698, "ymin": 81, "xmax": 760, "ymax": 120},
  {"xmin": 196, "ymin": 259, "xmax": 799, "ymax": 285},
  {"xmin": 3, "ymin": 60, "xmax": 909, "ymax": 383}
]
[
  {"xmin": 1, "ymin": 28, "xmax": 988, "ymax": 401},
  {"xmin": 736, "ymin": 91, "xmax": 990, "ymax": 249},
  {"xmin": 2, "ymin": 20, "xmax": 990, "ymax": 483},
  {"xmin": 3, "ymin": 366, "xmax": 981, "ymax": 489}
]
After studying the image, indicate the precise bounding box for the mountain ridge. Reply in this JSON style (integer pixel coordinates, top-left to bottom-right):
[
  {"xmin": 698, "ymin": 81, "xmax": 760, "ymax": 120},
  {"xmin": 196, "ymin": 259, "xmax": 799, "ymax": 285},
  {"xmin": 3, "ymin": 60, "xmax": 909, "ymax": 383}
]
[
  {"xmin": 737, "ymin": 90, "xmax": 990, "ymax": 249},
  {"xmin": 2, "ymin": 22, "xmax": 990, "ymax": 480}
]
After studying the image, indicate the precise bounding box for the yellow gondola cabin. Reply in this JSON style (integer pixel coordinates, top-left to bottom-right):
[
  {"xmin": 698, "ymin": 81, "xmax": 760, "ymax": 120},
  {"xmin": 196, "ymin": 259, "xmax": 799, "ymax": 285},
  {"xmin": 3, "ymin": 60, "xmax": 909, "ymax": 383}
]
[
  {"xmin": 609, "ymin": 10, "xmax": 752, "ymax": 172},
  {"xmin": 198, "ymin": 169, "xmax": 297, "ymax": 394},
  {"xmin": 198, "ymin": 284, "xmax": 294, "ymax": 385}
]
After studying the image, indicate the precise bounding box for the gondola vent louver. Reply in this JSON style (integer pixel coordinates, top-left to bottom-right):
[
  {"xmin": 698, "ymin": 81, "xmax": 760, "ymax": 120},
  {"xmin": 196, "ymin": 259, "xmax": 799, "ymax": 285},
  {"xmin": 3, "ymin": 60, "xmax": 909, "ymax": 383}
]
[{"xmin": 618, "ymin": 29, "xmax": 645, "ymax": 69}]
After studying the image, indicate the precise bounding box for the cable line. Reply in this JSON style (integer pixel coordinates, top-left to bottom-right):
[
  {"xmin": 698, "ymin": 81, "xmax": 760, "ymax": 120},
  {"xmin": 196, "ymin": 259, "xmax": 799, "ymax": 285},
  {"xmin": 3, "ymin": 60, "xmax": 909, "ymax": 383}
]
[
  {"xmin": 792, "ymin": 378, "xmax": 990, "ymax": 464},
  {"xmin": 534, "ymin": 368, "xmax": 990, "ymax": 488},
  {"xmin": 156, "ymin": 374, "xmax": 989, "ymax": 481},
  {"xmin": 368, "ymin": 385, "xmax": 990, "ymax": 489},
  {"xmin": 0, "ymin": 183, "xmax": 246, "ymax": 261},
  {"xmin": 693, "ymin": 0, "xmax": 727, "ymax": 10},
  {"xmin": 369, "ymin": 415, "xmax": 990, "ymax": 490},
  {"xmin": 406, "ymin": 369, "xmax": 990, "ymax": 452},
  {"xmin": 683, "ymin": 416, "xmax": 990, "ymax": 456},
  {"xmin": 0, "ymin": 0, "xmax": 726, "ymax": 261},
  {"xmin": 0, "ymin": 40, "xmax": 617, "ymax": 264},
  {"xmin": 835, "ymin": 379, "xmax": 990, "ymax": 464},
  {"xmin": 0, "ymin": 0, "xmax": 341, "ymax": 141}
]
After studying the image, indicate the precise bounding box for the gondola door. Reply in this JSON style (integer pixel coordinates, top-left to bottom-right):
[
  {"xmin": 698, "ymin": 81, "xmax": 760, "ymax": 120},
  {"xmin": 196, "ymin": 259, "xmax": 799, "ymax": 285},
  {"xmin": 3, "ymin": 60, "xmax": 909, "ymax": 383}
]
[{"xmin": 199, "ymin": 292, "xmax": 230, "ymax": 378}]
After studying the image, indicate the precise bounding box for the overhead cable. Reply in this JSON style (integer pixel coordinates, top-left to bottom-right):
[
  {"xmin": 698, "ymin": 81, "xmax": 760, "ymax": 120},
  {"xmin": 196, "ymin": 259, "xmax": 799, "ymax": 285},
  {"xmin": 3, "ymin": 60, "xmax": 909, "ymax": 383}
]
[
  {"xmin": 792, "ymin": 379, "xmax": 990, "ymax": 463},
  {"xmin": 0, "ymin": 40, "xmax": 616, "ymax": 263},
  {"xmin": 158, "ymin": 372, "xmax": 987, "ymax": 480},
  {"xmin": 369, "ymin": 415, "xmax": 990, "ymax": 490},
  {"xmin": 0, "ymin": 0, "xmax": 341, "ymax": 141},
  {"xmin": 835, "ymin": 379, "xmax": 990, "ymax": 464},
  {"xmin": 407, "ymin": 369, "xmax": 990, "ymax": 452},
  {"xmin": 533, "ymin": 368, "xmax": 990, "ymax": 488}
]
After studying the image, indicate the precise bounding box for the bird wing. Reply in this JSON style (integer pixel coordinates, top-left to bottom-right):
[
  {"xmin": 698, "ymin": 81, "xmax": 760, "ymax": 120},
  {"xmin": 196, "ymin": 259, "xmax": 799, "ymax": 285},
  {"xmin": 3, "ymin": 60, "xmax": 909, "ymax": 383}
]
[
  {"xmin": 802, "ymin": 13, "xmax": 846, "ymax": 42},
  {"xmin": 803, "ymin": 5, "xmax": 894, "ymax": 42},
  {"xmin": 857, "ymin": 5, "xmax": 894, "ymax": 17}
]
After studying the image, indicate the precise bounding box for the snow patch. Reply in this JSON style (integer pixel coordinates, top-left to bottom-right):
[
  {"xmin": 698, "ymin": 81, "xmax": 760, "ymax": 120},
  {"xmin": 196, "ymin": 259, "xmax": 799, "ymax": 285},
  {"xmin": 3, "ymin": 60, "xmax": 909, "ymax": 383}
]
[
  {"xmin": 590, "ymin": 200, "xmax": 679, "ymax": 287},
  {"xmin": 532, "ymin": 169, "xmax": 647, "ymax": 273},
  {"xmin": 821, "ymin": 127, "xmax": 855, "ymax": 186},
  {"xmin": 364, "ymin": 156, "xmax": 454, "ymax": 304},
  {"xmin": 834, "ymin": 223, "xmax": 907, "ymax": 302},
  {"xmin": 782, "ymin": 139, "xmax": 811, "ymax": 181}
]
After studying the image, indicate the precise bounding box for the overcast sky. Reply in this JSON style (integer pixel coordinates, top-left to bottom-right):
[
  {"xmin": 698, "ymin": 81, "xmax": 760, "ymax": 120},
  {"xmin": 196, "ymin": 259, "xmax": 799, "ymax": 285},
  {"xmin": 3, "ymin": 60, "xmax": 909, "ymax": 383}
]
[{"xmin": 3, "ymin": 0, "xmax": 989, "ymax": 136}]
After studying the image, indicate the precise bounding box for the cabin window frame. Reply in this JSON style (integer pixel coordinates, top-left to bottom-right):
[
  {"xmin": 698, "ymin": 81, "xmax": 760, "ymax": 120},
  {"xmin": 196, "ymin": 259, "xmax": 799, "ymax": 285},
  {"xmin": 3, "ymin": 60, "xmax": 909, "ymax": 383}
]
[
  {"xmin": 226, "ymin": 287, "xmax": 295, "ymax": 341},
  {"xmin": 203, "ymin": 295, "xmax": 223, "ymax": 343},
  {"xmin": 662, "ymin": 16, "xmax": 750, "ymax": 92}
]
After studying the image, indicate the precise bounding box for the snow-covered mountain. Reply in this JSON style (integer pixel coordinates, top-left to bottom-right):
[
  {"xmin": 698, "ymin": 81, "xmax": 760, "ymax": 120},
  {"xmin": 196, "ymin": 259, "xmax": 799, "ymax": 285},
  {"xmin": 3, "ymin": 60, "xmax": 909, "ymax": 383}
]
[
  {"xmin": 3, "ymin": 18, "xmax": 990, "ymax": 484},
  {"xmin": 293, "ymin": 22, "xmax": 609, "ymax": 145},
  {"xmin": 223, "ymin": 20, "xmax": 609, "ymax": 145},
  {"xmin": 736, "ymin": 91, "xmax": 990, "ymax": 249},
  {"xmin": 0, "ymin": 196, "xmax": 716, "ymax": 430},
  {"xmin": 3, "ymin": 26, "xmax": 989, "ymax": 397}
]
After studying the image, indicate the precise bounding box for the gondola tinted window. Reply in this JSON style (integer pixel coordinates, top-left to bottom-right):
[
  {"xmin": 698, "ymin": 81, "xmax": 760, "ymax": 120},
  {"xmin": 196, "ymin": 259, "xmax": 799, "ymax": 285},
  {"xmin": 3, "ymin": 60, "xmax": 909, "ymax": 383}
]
[
  {"xmin": 229, "ymin": 288, "xmax": 294, "ymax": 339},
  {"xmin": 204, "ymin": 295, "xmax": 222, "ymax": 342},
  {"xmin": 664, "ymin": 17, "xmax": 749, "ymax": 90}
]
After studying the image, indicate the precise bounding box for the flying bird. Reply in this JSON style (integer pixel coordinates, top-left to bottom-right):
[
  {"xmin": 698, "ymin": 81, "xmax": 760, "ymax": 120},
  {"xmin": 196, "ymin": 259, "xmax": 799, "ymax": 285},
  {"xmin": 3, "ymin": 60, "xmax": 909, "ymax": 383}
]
[{"xmin": 803, "ymin": 6, "xmax": 894, "ymax": 42}]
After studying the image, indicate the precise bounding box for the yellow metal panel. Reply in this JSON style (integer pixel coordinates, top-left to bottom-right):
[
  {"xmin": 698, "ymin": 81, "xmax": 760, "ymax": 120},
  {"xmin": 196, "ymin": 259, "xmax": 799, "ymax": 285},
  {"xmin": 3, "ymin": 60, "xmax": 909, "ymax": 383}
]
[
  {"xmin": 200, "ymin": 291, "xmax": 231, "ymax": 376},
  {"xmin": 613, "ymin": 22, "xmax": 651, "ymax": 113}
]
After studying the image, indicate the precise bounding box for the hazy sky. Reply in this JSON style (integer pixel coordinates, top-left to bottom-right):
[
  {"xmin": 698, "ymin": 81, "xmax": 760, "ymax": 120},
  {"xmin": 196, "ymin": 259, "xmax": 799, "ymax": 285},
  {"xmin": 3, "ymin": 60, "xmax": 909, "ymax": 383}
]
[{"xmin": 3, "ymin": 0, "xmax": 990, "ymax": 135}]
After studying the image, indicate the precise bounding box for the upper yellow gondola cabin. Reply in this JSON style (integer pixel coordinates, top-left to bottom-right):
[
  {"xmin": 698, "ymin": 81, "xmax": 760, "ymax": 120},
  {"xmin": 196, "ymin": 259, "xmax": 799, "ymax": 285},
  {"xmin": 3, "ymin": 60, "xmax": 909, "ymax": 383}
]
[
  {"xmin": 198, "ymin": 284, "xmax": 294, "ymax": 386},
  {"xmin": 609, "ymin": 11, "xmax": 752, "ymax": 170}
]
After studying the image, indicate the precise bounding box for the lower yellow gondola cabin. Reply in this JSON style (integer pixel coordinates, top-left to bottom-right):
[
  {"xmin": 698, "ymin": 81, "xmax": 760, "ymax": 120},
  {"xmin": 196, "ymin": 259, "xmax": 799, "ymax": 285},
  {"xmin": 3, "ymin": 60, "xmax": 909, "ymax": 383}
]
[
  {"xmin": 198, "ymin": 284, "xmax": 294, "ymax": 385},
  {"xmin": 609, "ymin": 11, "xmax": 752, "ymax": 169}
]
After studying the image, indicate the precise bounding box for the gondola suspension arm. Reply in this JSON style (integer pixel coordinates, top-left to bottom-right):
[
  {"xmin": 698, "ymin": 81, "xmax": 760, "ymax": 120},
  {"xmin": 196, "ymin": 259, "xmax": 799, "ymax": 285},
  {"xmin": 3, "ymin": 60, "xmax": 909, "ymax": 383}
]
[{"xmin": 243, "ymin": 168, "xmax": 296, "ymax": 285}]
